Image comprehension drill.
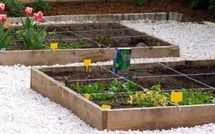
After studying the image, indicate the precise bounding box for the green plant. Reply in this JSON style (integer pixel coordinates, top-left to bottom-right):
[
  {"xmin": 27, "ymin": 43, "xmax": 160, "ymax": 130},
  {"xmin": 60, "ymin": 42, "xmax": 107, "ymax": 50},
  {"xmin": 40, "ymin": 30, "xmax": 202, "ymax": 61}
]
[
  {"xmin": 0, "ymin": 23, "xmax": 12, "ymax": 49},
  {"xmin": 189, "ymin": 0, "xmax": 208, "ymax": 9},
  {"xmin": 128, "ymin": 91, "xmax": 168, "ymax": 107},
  {"xmin": 72, "ymin": 82, "xmax": 114, "ymax": 100},
  {"xmin": 95, "ymin": 35, "xmax": 112, "ymax": 46},
  {"xmin": 47, "ymin": 29, "xmax": 57, "ymax": 36},
  {"xmin": 189, "ymin": 0, "xmax": 215, "ymax": 15},
  {"xmin": 19, "ymin": 16, "xmax": 47, "ymax": 50},
  {"xmin": 209, "ymin": 0, "xmax": 215, "ymax": 15},
  {"xmin": 6, "ymin": 0, "xmax": 24, "ymax": 17},
  {"xmin": 31, "ymin": 0, "xmax": 51, "ymax": 12},
  {"xmin": 179, "ymin": 88, "xmax": 215, "ymax": 105},
  {"xmin": 72, "ymin": 79, "xmax": 139, "ymax": 101},
  {"xmin": 131, "ymin": 0, "xmax": 145, "ymax": 7}
]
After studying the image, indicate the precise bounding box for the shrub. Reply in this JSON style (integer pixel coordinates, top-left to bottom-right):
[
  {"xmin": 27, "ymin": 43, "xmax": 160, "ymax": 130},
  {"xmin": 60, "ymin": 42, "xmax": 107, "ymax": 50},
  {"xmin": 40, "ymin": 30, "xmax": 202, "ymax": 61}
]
[
  {"xmin": 31, "ymin": 0, "xmax": 51, "ymax": 13},
  {"xmin": 208, "ymin": 0, "xmax": 215, "ymax": 15},
  {"xmin": 131, "ymin": 0, "xmax": 145, "ymax": 7},
  {"xmin": 190, "ymin": 0, "xmax": 208, "ymax": 9},
  {"xmin": 6, "ymin": 0, "xmax": 24, "ymax": 17},
  {"xmin": 189, "ymin": 0, "xmax": 215, "ymax": 15}
]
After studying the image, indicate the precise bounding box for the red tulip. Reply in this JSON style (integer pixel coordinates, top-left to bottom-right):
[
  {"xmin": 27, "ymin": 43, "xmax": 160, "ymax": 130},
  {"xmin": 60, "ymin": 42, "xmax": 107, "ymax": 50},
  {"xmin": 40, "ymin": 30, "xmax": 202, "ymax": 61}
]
[
  {"xmin": 25, "ymin": 7, "xmax": 33, "ymax": 15},
  {"xmin": 0, "ymin": 3, "xmax": 5, "ymax": 13},
  {"xmin": 33, "ymin": 11, "xmax": 44, "ymax": 22},
  {"xmin": 0, "ymin": 14, "xmax": 7, "ymax": 23}
]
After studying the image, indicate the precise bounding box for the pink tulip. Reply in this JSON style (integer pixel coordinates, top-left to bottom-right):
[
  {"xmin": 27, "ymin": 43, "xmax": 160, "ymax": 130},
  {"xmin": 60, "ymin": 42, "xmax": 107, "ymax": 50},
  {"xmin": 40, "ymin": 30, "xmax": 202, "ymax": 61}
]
[
  {"xmin": 0, "ymin": 3, "xmax": 5, "ymax": 13},
  {"xmin": 33, "ymin": 11, "xmax": 44, "ymax": 22},
  {"xmin": 25, "ymin": 7, "xmax": 33, "ymax": 15},
  {"xmin": 0, "ymin": 14, "xmax": 7, "ymax": 23}
]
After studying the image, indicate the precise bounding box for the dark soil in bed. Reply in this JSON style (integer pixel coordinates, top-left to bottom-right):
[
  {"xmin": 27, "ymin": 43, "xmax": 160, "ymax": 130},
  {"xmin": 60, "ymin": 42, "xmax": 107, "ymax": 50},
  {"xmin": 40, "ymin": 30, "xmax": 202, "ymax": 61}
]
[
  {"xmin": 44, "ymin": 0, "xmax": 215, "ymax": 22},
  {"xmin": 8, "ymin": 22, "xmax": 173, "ymax": 50},
  {"xmin": 45, "ymin": 64, "xmax": 215, "ymax": 90}
]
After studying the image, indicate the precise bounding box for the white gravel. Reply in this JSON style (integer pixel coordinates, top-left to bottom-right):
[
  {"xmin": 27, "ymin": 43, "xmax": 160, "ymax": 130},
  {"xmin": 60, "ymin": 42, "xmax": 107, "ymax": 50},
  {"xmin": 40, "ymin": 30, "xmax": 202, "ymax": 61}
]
[
  {"xmin": 0, "ymin": 20, "xmax": 215, "ymax": 133},
  {"xmin": 121, "ymin": 20, "xmax": 215, "ymax": 60}
]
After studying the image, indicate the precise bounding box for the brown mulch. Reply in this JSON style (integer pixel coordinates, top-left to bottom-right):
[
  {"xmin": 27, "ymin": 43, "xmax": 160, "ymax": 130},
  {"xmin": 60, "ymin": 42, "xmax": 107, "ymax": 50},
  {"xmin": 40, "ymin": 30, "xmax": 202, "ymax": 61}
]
[{"xmin": 45, "ymin": 0, "xmax": 215, "ymax": 22}]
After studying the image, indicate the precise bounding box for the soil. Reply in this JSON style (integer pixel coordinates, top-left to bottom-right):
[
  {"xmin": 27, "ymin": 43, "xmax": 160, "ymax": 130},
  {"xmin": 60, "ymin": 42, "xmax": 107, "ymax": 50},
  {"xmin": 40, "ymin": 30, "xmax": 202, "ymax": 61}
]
[
  {"xmin": 45, "ymin": 0, "xmax": 215, "ymax": 22},
  {"xmin": 8, "ymin": 23, "xmax": 172, "ymax": 50}
]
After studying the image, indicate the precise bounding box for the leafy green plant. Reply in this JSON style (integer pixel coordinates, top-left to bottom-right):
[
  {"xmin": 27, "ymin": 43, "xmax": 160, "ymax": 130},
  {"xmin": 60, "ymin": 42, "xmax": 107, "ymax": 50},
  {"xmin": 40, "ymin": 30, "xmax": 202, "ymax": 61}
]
[
  {"xmin": 6, "ymin": 0, "xmax": 24, "ymax": 17},
  {"xmin": 128, "ymin": 91, "xmax": 168, "ymax": 107},
  {"xmin": 72, "ymin": 79, "xmax": 139, "ymax": 101},
  {"xmin": 19, "ymin": 16, "xmax": 47, "ymax": 50},
  {"xmin": 189, "ymin": 0, "xmax": 215, "ymax": 15},
  {"xmin": 179, "ymin": 88, "xmax": 215, "ymax": 105},
  {"xmin": 31, "ymin": 0, "xmax": 51, "ymax": 13},
  {"xmin": 47, "ymin": 29, "xmax": 57, "ymax": 36},
  {"xmin": 131, "ymin": 0, "xmax": 145, "ymax": 7},
  {"xmin": 190, "ymin": 0, "xmax": 207, "ymax": 9},
  {"xmin": 72, "ymin": 82, "xmax": 114, "ymax": 100},
  {"xmin": 0, "ymin": 23, "xmax": 13, "ymax": 49},
  {"xmin": 208, "ymin": 0, "xmax": 215, "ymax": 15},
  {"xmin": 95, "ymin": 35, "xmax": 112, "ymax": 46}
]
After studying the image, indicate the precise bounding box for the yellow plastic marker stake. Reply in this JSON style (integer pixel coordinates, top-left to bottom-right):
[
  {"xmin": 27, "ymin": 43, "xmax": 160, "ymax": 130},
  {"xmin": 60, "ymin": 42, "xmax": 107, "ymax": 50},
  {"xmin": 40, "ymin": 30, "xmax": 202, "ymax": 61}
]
[
  {"xmin": 101, "ymin": 104, "xmax": 111, "ymax": 110},
  {"xmin": 61, "ymin": 82, "xmax": 65, "ymax": 86},
  {"xmin": 171, "ymin": 92, "xmax": 183, "ymax": 105},
  {"xmin": 84, "ymin": 59, "xmax": 91, "ymax": 72},
  {"xmin": 4, "ymin": 23, "xmax": 11, "ymax": 29},
  {"xmin": 50, "ymin": 43, "xmax": 58, "ymax": 50},
  {"xmin": 85, "ymin": 93, "xmax": 90, "ymax": 100}
]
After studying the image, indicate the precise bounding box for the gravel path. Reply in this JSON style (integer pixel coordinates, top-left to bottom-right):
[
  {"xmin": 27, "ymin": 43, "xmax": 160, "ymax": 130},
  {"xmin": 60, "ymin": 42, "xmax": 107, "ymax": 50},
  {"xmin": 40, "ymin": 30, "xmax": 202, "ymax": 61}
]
[{"xmin": 0, "ymin": 20, "xmax": 215, "ymax": 134}]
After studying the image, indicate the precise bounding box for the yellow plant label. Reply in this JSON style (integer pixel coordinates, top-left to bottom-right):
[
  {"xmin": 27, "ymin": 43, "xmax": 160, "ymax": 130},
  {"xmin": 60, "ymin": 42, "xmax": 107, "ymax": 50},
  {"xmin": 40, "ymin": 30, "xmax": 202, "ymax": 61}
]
[
  {"xmin": 4, "ymin": 23, "xmax": 11, "ymax": 29},
  {"xmin": 61, "ymin": 82, "xmax": 65, "ymax": 86},
  {"xmin": 171, "ymin": 92, "xmax": 183, "ymax": 105},
  {"xmin": 84, "ymin": 59, "xmax": 91, "ymax": 72},
  {"xmin": 50, "ymin": 43, "xmax": 58, "ymax": 50},
  {"xmin": 101, "ymin": 104, "xmax": 111, "ymax": 110},
  {"xmin": 85, "ymin": 93, "xmax": 90, "ymax": 100}
]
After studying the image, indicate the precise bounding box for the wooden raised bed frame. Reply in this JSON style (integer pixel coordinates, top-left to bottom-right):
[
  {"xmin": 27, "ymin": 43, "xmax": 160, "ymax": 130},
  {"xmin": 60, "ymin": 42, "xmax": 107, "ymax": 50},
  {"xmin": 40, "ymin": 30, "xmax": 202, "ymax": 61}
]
[
  {"xmin": 0, "ymin": 46, "xmax": 179, "ymax": 66},
  {"xmin": 0, "ymin": 22, "xmax": 179, "ymax": 66},
  {"xmin": 31, "ymin": 59, "xmax": 215, "ymax": 130}
]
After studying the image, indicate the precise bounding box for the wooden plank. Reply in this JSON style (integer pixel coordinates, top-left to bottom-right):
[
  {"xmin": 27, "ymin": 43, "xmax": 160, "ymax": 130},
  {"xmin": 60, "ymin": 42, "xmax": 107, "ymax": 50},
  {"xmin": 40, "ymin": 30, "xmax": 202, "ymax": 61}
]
[
  {"xmin": 31, "ymin": 68, "xmax": 107, "ymax": 129},
  {"xmin": 0, "ymin": 46, "xmax": 179, "ymax": 66},
  {"xmin": 107, "ymin": 105, "xmax": 215, "ymax": 130}
]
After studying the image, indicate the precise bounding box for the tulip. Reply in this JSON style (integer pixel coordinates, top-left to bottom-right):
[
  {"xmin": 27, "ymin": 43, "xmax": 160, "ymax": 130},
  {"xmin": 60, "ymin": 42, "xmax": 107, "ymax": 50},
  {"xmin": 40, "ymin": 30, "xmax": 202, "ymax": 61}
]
[
  {"xmin": 33, "ymin": 11, "xmax": 44, "ymax": 22},
  {"xmin": 0, "ymin": 3, "xmax": 5, "ymax": 13},
  {"xmin": 0, "ymin": 14, "xmax": 7, "ymax": 23},
  {"xmin": 25, "ymin": 7, "xmax": 33, "ymax": 15}
]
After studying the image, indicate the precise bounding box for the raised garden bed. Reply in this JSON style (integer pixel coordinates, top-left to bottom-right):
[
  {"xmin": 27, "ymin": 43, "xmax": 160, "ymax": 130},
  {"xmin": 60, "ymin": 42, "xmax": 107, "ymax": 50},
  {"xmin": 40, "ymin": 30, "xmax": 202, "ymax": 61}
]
[
  {"xmin": 0, "ymin": 22, "xmax": 179, "ymax": 66},
  {"xmin": 31, "ymin": 59, "xmax": 215, "ymax": 130}
]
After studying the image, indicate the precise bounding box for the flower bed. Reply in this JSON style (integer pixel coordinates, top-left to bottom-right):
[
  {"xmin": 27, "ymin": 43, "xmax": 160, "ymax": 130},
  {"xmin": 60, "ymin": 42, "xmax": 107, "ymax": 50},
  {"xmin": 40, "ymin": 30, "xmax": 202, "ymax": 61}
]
[
  {"xmin": 0, "ymin": 4, "xmax": 179, "ymax": 65},
  {"xmin": 31, "ymin": 59, "xmax": 215, "ymax": 130}
]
